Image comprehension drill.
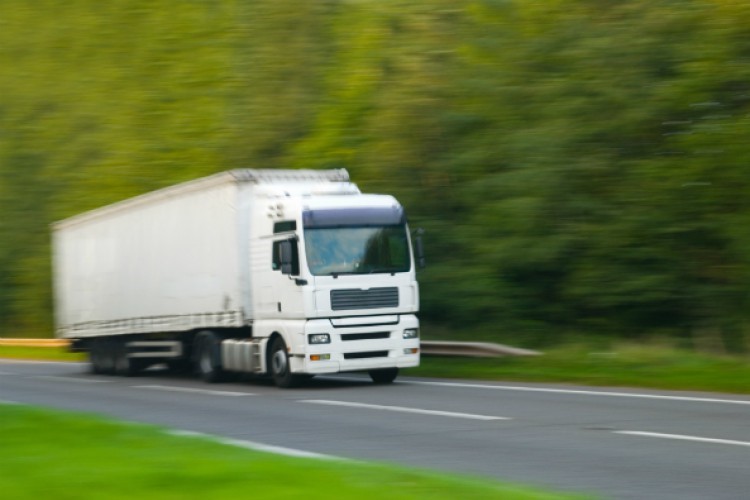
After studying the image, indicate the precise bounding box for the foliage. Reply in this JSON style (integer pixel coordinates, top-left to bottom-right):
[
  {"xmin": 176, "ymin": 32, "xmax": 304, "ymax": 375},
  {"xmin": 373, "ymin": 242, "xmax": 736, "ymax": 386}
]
[
  {"xmin": 413, "ymin": 342, "xmax": 750, "ymax": 394},
  {"xmin": 0, "ymin": 346, "xmax": 84, "ymax": 362},
  {"xmin": 2, "ymin": 0, "xmax": 750, "ymax": 351}
]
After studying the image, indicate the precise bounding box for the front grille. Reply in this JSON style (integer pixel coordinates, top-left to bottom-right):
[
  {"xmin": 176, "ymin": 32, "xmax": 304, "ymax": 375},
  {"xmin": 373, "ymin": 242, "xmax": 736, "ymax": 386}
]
[
  {"xmin": 341, "ymin": 332, "xmax": 391, "ymax": 341},
  {"xmin": 331, "ymin": 287, "xmax": 399, "ymax": 311},
  {"xmin": 343, "ymin": 350, "xmax": 389, "ymax": 360}
]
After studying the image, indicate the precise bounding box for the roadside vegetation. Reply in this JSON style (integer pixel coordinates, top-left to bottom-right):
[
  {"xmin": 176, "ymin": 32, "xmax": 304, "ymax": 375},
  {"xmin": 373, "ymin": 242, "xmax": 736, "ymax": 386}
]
[
  {"xmin": 411, "ymin": 343, "xmax": 750, "ymax": 395},
  {"xmin": 4, "ymin": 1, "xmax": 750, "ymax": 358},
  {"xmin": 0, "ymin": 404, "xmax": 580, "ymax": 500},
  {"xmin": 2, "ymin": 341, "xmax": 749, "ymax": 395},
  {"xmin": 0, "ymin": 346, "xmax": 84, "ymax": 362}
]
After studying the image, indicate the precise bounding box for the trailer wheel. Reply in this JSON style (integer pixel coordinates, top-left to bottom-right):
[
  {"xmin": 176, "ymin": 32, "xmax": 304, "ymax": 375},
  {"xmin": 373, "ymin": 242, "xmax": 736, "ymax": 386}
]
[
  {"xmin": 103, "ymin": 339, "xmax": 118, "ymax": 374},
  {"xmin": 269, "ymin": 337, "xmax": 303, "ymax": 388},
  {"xmin": 89, "ymin": 343, "xmax": 104, "ymax": 374},
  {"xmin": 114, "ymin": 341, "xmax": 141, "ymax": 377},
  {"xmin": 195, "ymin": 331, "xmax": 225, "ymax": 383},
  {"xmin": 369, "ymin": 368, "xmax": 398, "ymax": 384},
  {"xmin": 91, "ymin": 339, "xmax": 115, "ymax": 375}
]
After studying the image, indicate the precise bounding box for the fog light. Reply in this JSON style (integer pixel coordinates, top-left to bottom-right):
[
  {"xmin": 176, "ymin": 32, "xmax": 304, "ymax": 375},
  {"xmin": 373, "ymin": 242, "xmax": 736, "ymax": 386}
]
[
  {"xmin": 308, "ymin": 333, "xmax": 330, "ymax": 344},
  {"xmin": 403, "ymin": 328, "xmax": 419, "ymax": 339},
  {"xmin": 404, "ymin": 348, "xmax": 419, "ymax": 355},
  {"xmin": 310, "ymin": 354, "xmax": 331, "ymax": 361}
]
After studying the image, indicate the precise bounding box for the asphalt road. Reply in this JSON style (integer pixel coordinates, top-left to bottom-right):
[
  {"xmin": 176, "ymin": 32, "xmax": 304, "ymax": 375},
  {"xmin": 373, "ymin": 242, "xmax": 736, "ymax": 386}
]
[{"xmin": 2, "ymin": 359, "xmax": 749, "ymax": 499}]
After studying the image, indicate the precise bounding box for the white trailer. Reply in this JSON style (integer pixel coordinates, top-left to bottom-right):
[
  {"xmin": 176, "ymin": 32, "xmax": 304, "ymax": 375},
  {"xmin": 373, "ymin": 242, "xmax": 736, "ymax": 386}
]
[{"xmin": 52, "ymin": 169, "xmax": 422, "ymax": 387}]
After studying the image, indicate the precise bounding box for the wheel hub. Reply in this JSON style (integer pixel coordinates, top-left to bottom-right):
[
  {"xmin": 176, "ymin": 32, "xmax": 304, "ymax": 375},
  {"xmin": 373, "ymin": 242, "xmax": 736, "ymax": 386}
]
[
  {"xmin": 272, "ymin": 349, "xmax": 287, "ymax": 375},
  {"xmin": 200, "ymin": 349, "xmax": 213, "ymax": 373}
]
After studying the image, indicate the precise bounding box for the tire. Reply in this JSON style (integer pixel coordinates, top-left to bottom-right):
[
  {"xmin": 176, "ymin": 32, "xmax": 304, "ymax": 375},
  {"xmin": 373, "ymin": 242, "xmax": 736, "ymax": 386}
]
[
  {"xmin": 369, "ymin": 368, "xmax": 399, "ymax": 384},
  {"xmin": 269, "ymin": 336, "xmax": 303, "ymax": 388},
  {"xmin": 89, "ymin": 342, "xmax": 104, "ymax": 374},
  {"xmin": 93, "ymin": 339, "xmax": 116, "ymax": 375},
  {"xmin": 113, "ymin": 340, "xmax": 141, "ymax": 377},
  {"xmin": 195, "ymin": 331, "xmax": 225, "ymax": 383},
  {"xmin": 104, "ymin": 339, "xmax": 118, "ymax": 375}
]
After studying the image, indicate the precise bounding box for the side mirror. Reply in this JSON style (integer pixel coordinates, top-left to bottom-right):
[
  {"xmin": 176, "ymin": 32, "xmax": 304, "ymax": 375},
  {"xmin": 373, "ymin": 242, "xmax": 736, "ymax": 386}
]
[
  {"xmin": 414, "ymin": 230, "xmax": 426, "ymax": 269},
  {"xmin": 279, "ymin": 240, "xmax": 294, "ymax": 275}
]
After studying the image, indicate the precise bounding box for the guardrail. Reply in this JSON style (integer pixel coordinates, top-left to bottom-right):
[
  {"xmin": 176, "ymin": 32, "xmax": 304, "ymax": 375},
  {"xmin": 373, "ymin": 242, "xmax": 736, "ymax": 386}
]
[
  {"xmin": 1, "ymin": 338, "xmax": 540, "ymax": 358},
  {"xmin": 420, "ymin": 341, "xmax": 540, "ymax": 358}
]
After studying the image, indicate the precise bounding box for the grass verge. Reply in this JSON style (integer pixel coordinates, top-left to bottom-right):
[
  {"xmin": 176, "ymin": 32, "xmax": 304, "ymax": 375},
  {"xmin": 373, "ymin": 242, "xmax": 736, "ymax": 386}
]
[
  {"xmin": 410, "ymin": 342, "xmax": 750, "ymax": 394},
  {"xmin": 2, "ymin": 342, "xmax": 749, "ymax": 394},
  {"xmin": 0, "ymin": 404, "xmax": 578, "ymax": 499},
  {"xmin": 0, "ymin": 345, "xmax": 85, "ymax": 362}
]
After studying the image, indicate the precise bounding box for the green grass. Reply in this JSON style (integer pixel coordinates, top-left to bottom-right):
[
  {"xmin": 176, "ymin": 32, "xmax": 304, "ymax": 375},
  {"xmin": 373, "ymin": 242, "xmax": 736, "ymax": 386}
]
[
  {"xmin": 410, "ymin": 342, "xmax": 750, "ymax": 394},
  {"xmin": 0, "ymin": 345, "xmax": 84, "ymax": 362},
  {"xmin": 3, "ymin": 342, "xmax": 749, "ymax": 394},
  {"xmin": 0, "ymin": 404, "xmax": 579, "ymax": 500}
]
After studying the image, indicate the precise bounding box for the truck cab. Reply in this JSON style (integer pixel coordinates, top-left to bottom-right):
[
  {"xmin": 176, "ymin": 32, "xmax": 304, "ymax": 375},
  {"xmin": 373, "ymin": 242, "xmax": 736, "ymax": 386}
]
[{"xmin": 243, "ymin": 182, "xmax": 422, "ymax": 386}]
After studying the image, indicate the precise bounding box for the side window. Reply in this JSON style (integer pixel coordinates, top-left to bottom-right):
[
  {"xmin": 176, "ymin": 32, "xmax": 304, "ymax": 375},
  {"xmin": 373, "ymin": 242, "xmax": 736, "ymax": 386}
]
[{"xmin": 272, "ymin": 238, "xmax": 300, "ymax": 275}]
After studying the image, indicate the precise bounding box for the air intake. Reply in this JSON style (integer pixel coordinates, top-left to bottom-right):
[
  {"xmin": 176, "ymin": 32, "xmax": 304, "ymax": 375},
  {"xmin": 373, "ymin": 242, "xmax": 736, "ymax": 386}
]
[{"xmin": 330, "ymin": 287, "xmax": 399, "ymax": 311}]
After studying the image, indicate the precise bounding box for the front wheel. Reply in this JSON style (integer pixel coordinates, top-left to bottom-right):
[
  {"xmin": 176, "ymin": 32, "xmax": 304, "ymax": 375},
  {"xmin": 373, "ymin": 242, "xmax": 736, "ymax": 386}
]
[
  {"xmin": 269, "ymin": 337, "xmax": 304, "ymax": 388},
  {"xmin": 369, "ymin": 368, "xmax": 399, "ymax": 384}
]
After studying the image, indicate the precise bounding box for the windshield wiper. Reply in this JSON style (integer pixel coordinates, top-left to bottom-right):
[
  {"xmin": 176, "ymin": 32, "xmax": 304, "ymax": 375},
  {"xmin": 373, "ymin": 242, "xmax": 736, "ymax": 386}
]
[
  {"xmin": 327, "ymin": 268, "xmax": 402, "ymax": 277},
  {"xmin": 366, "ymin": 267, "xmax": 400, "ymax": 275},
  {"xmin": 329, "ymin": 271, "xmax": 359, "ymax": 278}
]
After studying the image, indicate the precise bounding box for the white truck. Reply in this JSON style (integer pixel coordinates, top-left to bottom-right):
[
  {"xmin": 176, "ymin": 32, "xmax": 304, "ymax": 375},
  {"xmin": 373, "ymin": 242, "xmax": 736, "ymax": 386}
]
[{"xmin": 52, "ymin": 169, "xmax": 423, "ymax": 387}]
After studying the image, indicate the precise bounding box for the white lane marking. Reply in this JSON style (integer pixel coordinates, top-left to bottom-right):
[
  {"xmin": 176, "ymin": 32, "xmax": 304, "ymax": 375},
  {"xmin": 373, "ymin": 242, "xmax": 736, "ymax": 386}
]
[
  {"xmin": 301, "ymin": 399, "xmax": 509, "ymax": 421},
  {"xmin": 168, "ymin": 430, "xmax": 339, "ymax": 460},
  {"xmin": 408, "ymin": 380, "xmax": 750, "ymax": 406},
  {"xmin": 615, "ymin": 430, "xmax": 750, "ymax": 448},
  {"xmin": 133, "ymin": 385, "xmax": 254, "ymax": 397},
  {"xmin": 0, "ymin": 399, "xmax": 21, "ymax": 405},
  {"xmin": 32, "ymin": 375, "xmax": 111, "ymax": 384},
  {"xmin": 0, "ymin": 371, "xmax": 13, "ymax": 375}
]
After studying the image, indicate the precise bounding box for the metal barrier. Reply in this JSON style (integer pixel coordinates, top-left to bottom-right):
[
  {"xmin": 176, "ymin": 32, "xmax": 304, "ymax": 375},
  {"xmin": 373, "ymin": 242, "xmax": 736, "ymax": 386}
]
[
  {"xmin": 420, "ymin": 341, "xmax": 540, "ymax": 358},
  {"xmin": 1, "ymin": 338, "xmax": 540, "ymax": 357}
]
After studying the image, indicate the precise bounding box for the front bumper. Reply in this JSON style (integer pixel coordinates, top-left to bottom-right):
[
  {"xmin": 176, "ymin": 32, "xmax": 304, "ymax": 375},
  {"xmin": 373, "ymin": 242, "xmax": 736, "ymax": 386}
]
[{"xmin": 290, "ymin": 315, "xmax": 420, "ymax": 375}]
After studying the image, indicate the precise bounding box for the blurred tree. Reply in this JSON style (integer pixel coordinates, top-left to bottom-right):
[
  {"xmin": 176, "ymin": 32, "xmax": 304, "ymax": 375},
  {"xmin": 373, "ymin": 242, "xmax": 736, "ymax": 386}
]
[{"xmin": 1, "ymin": 0, "xmax": 750, "ymax": 350}]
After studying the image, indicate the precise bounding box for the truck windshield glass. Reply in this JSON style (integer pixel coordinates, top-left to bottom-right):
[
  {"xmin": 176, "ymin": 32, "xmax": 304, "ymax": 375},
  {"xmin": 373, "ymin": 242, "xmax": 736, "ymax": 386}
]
[{"xmin": 304, "ymin": 225, "xmax": 410, "ymax": 276}]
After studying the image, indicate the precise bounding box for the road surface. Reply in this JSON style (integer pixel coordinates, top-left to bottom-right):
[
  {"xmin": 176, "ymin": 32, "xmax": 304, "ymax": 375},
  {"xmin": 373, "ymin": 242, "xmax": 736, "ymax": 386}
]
[{"xmin": 2, "ymin": 359, "xmax": 749, "ymax": 499}]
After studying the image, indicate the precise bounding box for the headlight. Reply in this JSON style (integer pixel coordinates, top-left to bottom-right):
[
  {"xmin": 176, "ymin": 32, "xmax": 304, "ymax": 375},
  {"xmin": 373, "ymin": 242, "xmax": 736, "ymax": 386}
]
[
  {"xmin": 403, "ymin": 328, "xmax": 419, "ymax": 339},
  {"xmin": 308, "ymin": 333, "xmax": 331, "ymax": 344}
]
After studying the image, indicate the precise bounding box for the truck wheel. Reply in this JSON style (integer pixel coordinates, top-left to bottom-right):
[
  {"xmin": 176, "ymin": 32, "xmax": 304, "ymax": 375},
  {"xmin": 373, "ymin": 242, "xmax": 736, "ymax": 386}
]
[
  {"xmin": 114, "ymin": 341, "xmax": 141, "ymax": 377},
  {"xmin": 195, "ymin": 331, "xmax": 225, "ymax": 383},
  {"xmin": 269, "ymin": 337, "xmax": 302, "ymax": 388},
  {"xmin": 92, "ymin": 339, "xmax": 115, "ymax": 375},
  {"xmin": 104, "ymin": 339, "xmax": 118, "ymax": 375},
  {"xmin": 369, "ymin": 368, "xmax": 398, "ymax": 384},
  {"xmin": 89, "ymin": 343, "xmax": 104, "ymax": 374}
]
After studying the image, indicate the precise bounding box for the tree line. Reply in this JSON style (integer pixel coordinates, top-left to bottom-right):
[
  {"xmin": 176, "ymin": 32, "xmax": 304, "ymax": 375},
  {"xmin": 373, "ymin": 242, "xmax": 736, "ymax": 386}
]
[{"xmin": 1, "ymin": 0, "xmax": 749, "ymax": 351}]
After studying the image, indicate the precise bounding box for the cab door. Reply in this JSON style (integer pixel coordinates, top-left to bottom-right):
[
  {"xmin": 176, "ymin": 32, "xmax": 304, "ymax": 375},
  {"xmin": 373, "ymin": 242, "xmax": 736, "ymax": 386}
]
[{"xmin": 269, "ymin": 228, "xmax": 306, "ymax": 319}]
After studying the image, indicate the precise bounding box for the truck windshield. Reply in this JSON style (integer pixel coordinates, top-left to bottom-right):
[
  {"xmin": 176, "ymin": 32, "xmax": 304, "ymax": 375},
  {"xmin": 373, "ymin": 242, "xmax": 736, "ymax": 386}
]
[{"xmin": 304, "ymin": 225, "xmax": 410, "ymax": 276}]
